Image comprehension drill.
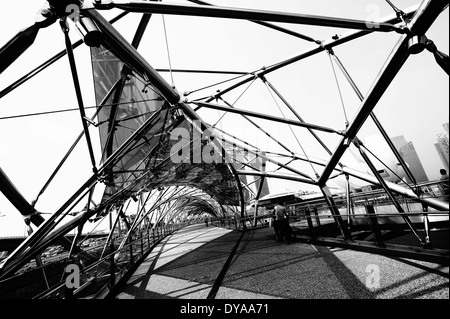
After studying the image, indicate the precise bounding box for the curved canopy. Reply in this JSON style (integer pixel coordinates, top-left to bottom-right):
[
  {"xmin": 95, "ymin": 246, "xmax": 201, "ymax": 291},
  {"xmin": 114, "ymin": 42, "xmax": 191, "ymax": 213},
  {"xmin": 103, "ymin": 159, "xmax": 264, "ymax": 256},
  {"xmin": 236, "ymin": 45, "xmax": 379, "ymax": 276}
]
[{"xmin": 91, "ymin": 45, "xmax": 242, "ymax": 208}]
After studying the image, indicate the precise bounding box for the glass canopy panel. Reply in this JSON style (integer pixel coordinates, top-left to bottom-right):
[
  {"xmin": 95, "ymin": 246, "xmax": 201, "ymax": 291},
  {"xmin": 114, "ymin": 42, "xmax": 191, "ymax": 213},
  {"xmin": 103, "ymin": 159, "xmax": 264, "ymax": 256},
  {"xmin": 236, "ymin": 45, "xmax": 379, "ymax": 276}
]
[{"xmin": 90, "ymin": 45, "xmax": 241, "ymax": 209}]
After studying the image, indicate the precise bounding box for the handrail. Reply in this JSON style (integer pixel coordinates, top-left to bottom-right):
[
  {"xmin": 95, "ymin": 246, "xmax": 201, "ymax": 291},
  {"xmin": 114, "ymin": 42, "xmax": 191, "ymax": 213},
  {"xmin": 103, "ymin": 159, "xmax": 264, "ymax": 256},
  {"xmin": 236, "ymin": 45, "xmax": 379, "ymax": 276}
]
[{"xmin": 0, "ymin": 222, "xmax": 189, "ymax": 299}]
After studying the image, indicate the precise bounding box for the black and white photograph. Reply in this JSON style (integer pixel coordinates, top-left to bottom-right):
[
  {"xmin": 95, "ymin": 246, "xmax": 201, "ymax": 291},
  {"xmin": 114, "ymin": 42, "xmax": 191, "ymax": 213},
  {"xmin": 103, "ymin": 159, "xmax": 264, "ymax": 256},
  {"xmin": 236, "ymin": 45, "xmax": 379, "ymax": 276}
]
[{"xmin": 0, "ymin": 0, "xmax": 448, "ymax": 310}]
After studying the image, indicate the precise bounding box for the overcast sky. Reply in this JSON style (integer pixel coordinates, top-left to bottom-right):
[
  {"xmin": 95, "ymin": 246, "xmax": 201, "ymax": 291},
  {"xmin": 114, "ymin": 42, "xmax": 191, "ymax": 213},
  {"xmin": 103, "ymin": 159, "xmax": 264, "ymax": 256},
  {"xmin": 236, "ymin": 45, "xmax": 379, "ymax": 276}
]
[{"xmin": 0, "ymin": 0, "xmax": 448, "ymax": 236}]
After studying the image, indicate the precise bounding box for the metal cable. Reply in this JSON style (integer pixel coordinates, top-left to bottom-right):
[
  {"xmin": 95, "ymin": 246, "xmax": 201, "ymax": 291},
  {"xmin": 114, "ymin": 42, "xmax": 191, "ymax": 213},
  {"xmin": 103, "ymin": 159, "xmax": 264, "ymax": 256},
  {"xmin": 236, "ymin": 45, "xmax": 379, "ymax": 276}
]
[
  {"xmin": 328, "ymin": 50, "xmax": 349, "ymax": 127},
  {"xmin": 161, "ymin": 14, "xmax": 175, "ymax": 87},
  {"xmin": 263, "ymin": 80, "xmax": 319, "ymax": 179},
  {"xmin": 212, "ymin": 76, "xmax": 257, "ymax": 127}
]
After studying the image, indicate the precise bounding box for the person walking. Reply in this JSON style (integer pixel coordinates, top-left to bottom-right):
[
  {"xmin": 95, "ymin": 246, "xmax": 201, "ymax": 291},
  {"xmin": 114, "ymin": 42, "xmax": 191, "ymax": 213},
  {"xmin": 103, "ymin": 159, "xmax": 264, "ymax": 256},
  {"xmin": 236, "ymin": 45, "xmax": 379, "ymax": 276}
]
[
  {"xmin": 274, "ymin": 202, "xmax": 295, "ymax": 243},
  {"xmin": 268, "ymin": 206, "xmax": 280, "ymax": 240}
]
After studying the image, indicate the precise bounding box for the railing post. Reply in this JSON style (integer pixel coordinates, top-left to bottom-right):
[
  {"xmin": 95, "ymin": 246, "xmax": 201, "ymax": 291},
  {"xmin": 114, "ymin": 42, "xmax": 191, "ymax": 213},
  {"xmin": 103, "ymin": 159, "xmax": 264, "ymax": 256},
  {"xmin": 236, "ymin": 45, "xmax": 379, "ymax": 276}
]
[
  {"xmin": 129, "ymin": 237, "xmax": 134, "ymax": 264},
  {"xmin": 423, "ymin": 213, "xmax": 431, "ymax": 247},
  {"xmin": 305, "ymin": 207, "xmax": 315, "ymax": 238},
  {"xmin": 365, "ymin": 205, "xmax": 385, "ymax": 248}
]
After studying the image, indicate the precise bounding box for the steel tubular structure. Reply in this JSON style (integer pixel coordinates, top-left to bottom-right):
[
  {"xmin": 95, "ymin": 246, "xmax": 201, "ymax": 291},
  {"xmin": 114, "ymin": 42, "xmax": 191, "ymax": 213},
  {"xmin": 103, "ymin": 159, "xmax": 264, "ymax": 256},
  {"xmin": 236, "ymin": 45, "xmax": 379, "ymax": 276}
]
[
  {"xmin": 92, "ymin": 0, "xmax": 405, "ymax": 33},
  {"xmin": 0, "ymin": 0, "xmax": 448, "ymax": 298}
]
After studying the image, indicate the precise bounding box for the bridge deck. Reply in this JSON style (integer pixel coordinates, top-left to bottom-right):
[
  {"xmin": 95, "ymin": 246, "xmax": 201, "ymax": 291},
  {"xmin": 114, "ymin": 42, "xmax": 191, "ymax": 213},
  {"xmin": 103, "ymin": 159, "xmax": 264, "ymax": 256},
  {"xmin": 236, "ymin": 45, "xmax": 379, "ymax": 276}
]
[{"xmin": 115, "ymin": 224, "xmax": 449, "ymax": 300}]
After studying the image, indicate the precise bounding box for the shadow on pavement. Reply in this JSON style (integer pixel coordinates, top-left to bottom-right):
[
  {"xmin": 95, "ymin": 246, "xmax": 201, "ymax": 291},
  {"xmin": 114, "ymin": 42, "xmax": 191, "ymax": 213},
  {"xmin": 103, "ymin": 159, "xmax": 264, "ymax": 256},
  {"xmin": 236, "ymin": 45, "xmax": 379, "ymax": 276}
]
[{"xmin": 118, "ymin": 226, "xmax": 382, "ymax": 299}]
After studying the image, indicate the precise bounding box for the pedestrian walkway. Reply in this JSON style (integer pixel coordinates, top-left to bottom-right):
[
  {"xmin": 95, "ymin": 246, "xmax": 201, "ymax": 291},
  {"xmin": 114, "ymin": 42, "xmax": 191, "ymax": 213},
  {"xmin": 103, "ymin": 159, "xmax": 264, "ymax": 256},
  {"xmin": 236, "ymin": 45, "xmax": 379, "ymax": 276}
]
[{"xmin": 115, "ymin": 224, "xmax": 449, "ymax": 299}]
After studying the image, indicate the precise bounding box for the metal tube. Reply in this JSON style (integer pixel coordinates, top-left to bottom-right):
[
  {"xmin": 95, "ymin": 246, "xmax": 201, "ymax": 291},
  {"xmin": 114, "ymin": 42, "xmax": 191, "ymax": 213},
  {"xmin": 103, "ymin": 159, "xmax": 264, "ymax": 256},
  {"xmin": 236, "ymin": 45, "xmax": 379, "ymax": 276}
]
[
  {"xmin": 262, "ymin": 77, "xmax": 333, "ymax": 155},
  {"xmin": 365, "ymin": 205, "xmax": 386, "ymax": 248},
  {"xmin": 0, "ymin": 106, "xmax": 166, "ymax": 277},
  {"xmin": 0, "ymin": 181, "xmax": 96, "ymax": 277},
  {"xmin": 346, "ymin": 174, "xmax": 352, "ymax": 232},
  {"xmin": 253, "ymin": 175, "xmax": 266, "ymax": 227},
  {"xmin": 102, "ymin": 12, "xmax": 152, "ymax": 171},
  {"xmin": 195, "ymin": 102, "xmax": 342, "ymax": 135},
  {"xmin": 131, "ymin": 13, "xmax": 151, "ymax": 49},
  {"xmin": 68, "ymin": 222, "xmax": 85, "ymax": 259},
  {"xmin": 423, "ymin": 213, "xmax": 431, "ymax": 245},
  {"xmin": 237, "ymin": 170, "xmax": 318, "ymax": 186},
  {"xmin": 304, "ymin": 208, "xmax": 315, "ymax": 237},
  {"xmin": 215, "ymin": 98, "xmax": 296, "ymax": 156},
  {"xmin": 319, "ymin": 34, "xmax": 410, "ymax": 185},
  {"xmin": 0, "ymin": 12, "xmax": 128, "ymax": 100},
  {"xmin": 186, "ymin": 0, "xmax": 319, "ymax": 43},
  {"xmin": 342, "ymin": 166, "xmax": 449, "ymax": 212},
  {"xmin": 87, "ymin": 10, "xmax": 246, "ymax": 214},
  {"xmin": 198, "ymin": 5, "xmax": 419, "ymax": 105},
  {"xmin": 260, "ymin": 150, "xmax": 448, "ymax": 212},
  {"xmin": 97, "ymin": 206, "xmax": 122, "ymax": 268},
  {"xmin": 23, "ymin": 219, "xmax": 50, "ymax": 290},
  {"xmin": 321, "ymin": 185, "xmax": 352, "ymax": 240},
  {"xmin": 216, "ymin": 131, "xmax": 316, "ymax": 181},
  {"xmin": 319, "ymin": 0, "xmax": 448, "ymax": 186},
  {"xmin": 36, "ymin": 77, "xmax": 122, "ymax": 197},
  {"xmin": 103, "ymin": 77, "xmax": 126, "ymax": 182},
  {"xmin": 62, "ymin": 20, "xmax": 98, "ymax": 174}
]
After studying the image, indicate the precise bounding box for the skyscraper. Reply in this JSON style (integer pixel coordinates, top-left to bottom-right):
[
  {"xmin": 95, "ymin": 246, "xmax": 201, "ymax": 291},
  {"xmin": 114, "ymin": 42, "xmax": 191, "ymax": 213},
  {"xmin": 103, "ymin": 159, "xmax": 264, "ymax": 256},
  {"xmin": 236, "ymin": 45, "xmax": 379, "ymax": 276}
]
[{"xmin": 391, "ymin": 136, "xmax": 429, "ymax": 183}]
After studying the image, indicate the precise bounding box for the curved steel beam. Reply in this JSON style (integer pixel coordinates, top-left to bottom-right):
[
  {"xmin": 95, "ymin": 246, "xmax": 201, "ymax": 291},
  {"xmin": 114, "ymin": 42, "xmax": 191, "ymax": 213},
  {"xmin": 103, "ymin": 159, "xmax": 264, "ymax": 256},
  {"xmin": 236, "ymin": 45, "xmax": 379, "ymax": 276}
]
[
  {"xmin": 319, "ymin": 0, "xmax": 449, "ymax": 186},
  {"xmin": 0, "ymin": 12, "xmax": 128, "ymax": 100},
  {"xmin": 237, "ymin": 170, "xmax": 318, "ymax": 186},
  {"xmin": 85, "ymin": 9, "xmax": 181, "ymax": 104},
  {"xmin": 197, "ymin": 5, "xmax": 419, "ymax": 105},
  {"xmin": 92, "ymin": 0, "xmax": 405, "ymax": 33},
  {"xmin": 194, "ymin": 101, "xmax": 343, "ymax": 135}
]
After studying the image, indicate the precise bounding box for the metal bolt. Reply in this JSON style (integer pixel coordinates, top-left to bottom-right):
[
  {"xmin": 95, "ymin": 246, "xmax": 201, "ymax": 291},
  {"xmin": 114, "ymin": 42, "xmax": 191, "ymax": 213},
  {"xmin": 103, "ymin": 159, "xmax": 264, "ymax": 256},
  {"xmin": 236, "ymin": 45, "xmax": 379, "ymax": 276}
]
[{"xmin": 40, "ymin": 8, "xmax": 52, "ymax": 17}]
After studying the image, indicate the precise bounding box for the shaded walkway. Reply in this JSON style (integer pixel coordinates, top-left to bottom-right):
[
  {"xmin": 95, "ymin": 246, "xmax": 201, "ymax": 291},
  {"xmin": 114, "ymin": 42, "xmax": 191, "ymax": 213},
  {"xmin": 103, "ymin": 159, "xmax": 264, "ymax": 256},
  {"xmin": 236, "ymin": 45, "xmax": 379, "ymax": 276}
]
[{"xmin": 115, "ymin": 224, "xmax": 449, "ymax": 299}]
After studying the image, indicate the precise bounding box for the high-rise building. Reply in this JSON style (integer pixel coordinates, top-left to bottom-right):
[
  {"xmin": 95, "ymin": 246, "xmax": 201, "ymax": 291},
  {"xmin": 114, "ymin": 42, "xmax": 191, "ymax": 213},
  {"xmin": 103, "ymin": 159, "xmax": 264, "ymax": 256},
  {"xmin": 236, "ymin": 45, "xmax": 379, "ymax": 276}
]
[
  {"xmin": 391, "ymin": 136, "xmax": 429, "ymax": 183},
  {"xmin": 443, "ymin": 122, "xmax": 449, "ymax": 134}
]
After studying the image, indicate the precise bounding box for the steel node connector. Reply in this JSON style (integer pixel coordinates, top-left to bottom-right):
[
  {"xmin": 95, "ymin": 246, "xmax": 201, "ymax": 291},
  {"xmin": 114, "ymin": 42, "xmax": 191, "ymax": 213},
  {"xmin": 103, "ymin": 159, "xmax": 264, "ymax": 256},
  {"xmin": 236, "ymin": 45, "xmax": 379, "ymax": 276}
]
[
  {"xmin": 408, "ymin": 35, "xmax": 428, "ymax": 55},
  {"xmin": 75, "ymin": 16, "xmax": 102, "ymax": 47}
]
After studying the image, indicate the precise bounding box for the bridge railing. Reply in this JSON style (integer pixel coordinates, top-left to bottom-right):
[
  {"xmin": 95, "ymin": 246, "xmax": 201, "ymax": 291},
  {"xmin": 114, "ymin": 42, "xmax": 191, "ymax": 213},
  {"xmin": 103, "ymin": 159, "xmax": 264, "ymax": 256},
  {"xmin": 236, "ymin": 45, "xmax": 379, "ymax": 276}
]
[
  {"xmin": 208, "ymin": 182, "xmax": 448, "ymax": 264},
  {"xmin": 0, "ymin": 222, "xmax": 189, "ymax": 299}
]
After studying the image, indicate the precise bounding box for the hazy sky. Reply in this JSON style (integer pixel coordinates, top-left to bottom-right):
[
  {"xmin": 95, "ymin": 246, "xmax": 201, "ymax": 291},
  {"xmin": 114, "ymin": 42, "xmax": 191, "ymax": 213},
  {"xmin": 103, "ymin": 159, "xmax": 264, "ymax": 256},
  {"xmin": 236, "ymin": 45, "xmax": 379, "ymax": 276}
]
[{"xmin": 0, "ymin": 0, "xmax": 448, "ymax": 236}]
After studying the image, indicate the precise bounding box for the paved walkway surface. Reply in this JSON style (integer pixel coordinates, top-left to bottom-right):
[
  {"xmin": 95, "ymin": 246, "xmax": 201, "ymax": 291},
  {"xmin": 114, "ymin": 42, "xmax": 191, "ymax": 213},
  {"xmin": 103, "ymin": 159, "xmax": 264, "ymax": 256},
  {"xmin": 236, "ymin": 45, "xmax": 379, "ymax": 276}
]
[{"xmin": 115, "ymin": 224, "xmax": 449, "ymax": 299}]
